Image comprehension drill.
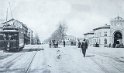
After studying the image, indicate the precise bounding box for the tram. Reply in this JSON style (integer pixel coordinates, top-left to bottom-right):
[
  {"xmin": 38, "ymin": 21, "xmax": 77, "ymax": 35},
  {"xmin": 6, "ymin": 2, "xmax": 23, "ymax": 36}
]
[{"xmin": 0, "ymin": 25, "xmax": 25, "ymax": 51}]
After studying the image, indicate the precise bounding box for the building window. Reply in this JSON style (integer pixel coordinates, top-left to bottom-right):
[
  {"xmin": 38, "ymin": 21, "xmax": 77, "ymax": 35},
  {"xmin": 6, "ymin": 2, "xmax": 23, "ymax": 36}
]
[
  {"xmin": 99, "ymin": 39, "xmax": 100, "ymax": 44},
  {"xmin": 104, "ymin": 38, "xmax": 107, "ymax": 44},
  {"xmin": 100, "ymin": 32, "xmax": 101, "ymax": 36},
  {"xmin": 104, "ymin": 32, "xmax": 107, "ymax": 36}
]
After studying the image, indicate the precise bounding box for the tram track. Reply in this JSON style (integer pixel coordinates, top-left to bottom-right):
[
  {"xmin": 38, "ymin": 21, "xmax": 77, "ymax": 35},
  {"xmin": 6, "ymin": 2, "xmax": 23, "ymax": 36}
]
[
  {"xmin": 90, "ymin": 57, "xmax": 110, "ymax": 73},
  {"xmin": 0, "ymin": 53, "xmax": 13, "ymax": 60},
  {"xmin": 0, "ymin": 48, "xmax": 39, "ymax": 73},
  {"xmin": 0, "ymin": 53, "xmax": 25, "ymax": 72},
  {"xmin": 95, "ymin": 53, "xmax": 124, "ymax": 73},
  {"xmin": 24, "ymin": 49, "xmax": 38, "ymax": 73}
]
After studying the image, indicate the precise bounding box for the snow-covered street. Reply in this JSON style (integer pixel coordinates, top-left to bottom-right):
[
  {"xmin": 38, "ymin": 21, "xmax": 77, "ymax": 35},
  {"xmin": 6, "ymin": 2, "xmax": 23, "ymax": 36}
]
[{"xmin": 0, "ymin": 45, "xmax": 124, "ymax": 73}]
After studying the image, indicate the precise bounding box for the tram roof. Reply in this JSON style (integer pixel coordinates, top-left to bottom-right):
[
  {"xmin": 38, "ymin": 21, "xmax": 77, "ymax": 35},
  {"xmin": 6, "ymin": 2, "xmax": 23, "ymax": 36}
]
[
  {"xmin": 2, "ymin": 18, "xmax": 28, "ymax": 29},
  {"xmin": 0, "ymin": 31, "xmax": 19, "ymax": 33}
]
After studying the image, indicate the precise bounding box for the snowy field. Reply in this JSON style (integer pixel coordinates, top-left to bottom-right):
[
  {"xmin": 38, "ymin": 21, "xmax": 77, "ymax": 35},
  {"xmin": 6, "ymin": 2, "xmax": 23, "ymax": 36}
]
[{"xmin": 0, "ymin": 44, "xmax": 124, "ymax": 73}]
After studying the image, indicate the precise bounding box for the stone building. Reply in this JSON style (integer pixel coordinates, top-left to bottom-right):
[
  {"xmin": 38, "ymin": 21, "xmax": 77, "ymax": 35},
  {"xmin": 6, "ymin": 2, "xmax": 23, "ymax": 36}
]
[
  {"xmin": 110, "ymin": 16, "xmax": 124, "ymax": 47},
  {"xmin": 84, "ymin": 16, "xmax": 124, "ymax": 47},
  {"xmin": 84, "ymin": 31, "xmax": 94, "ymax": 46},
  {"xmin": 93, "ymin": 24, "xmax": 111, "ymax": 47},
  {"xmin": 27, "ymin": 28, "xmax": 33, "ymax": 44},
  {"xmin": 64, "ymin": 35, "xmax": 77, "ymax": 45}
]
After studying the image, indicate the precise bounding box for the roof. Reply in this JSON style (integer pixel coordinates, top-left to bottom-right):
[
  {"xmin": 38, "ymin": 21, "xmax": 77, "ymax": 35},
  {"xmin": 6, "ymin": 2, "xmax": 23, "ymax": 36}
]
[
  {"xmin": 114, "ymin": 16, "xmax": 123, "ymax": 20},
  {"xmin": 2, "ymin": 18, "xmax": 15, "ymax": 24},
  {"xmin": 2, "ymin": 18, "xmax": 28, "ymax": 29},
  {"xmin": 84, "ymin": 31, "xmax": 94, "ymax": 35},
  {"xmin": 111, "ymin": 16, "xmax": 124, "ymax": 21},
  {"xmin": 93, "ymin": 24, "xmax": 110, "ymax": 31}
]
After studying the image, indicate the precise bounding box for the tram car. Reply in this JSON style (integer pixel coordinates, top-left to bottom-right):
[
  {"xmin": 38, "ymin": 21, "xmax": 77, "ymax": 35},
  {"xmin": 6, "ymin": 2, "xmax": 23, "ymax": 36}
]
[{"xmin": 0, "ymin": 25, "xmax": 25, "ymax": 51}]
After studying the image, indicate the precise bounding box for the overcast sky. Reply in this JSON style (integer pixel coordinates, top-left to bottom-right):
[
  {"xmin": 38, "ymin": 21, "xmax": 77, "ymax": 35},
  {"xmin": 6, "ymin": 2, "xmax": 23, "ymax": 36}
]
[{"xmin": 0, "ymin": 0, "xmax": 124, "ymax": 41}]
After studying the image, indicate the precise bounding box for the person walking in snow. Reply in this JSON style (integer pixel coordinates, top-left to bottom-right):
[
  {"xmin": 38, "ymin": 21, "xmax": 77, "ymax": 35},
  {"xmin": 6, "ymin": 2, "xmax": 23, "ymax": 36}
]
[
  {"xmin": 78, "ymin": 40, "xmax": 81, "ymax": 48},
  {"xmin": 49, "ymin": 40, "xmax": 51, "ymax": 48},
  {"xmin": 63, "ymin": 40, "xmax": 65, "ymax": 47},
  {"xmin": 81, "ymin": 39, "xmax": 88, "ymax": 57}
]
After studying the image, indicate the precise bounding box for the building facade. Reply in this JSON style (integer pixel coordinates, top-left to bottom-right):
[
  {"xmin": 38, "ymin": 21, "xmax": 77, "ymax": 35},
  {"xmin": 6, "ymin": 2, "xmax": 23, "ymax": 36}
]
[
  {"xmin": 27, "ymin": 28, "xmax": 33, "ymax": 44},
  {"xmin": 84, "ymin": 31, "xmax": 94, "ymax": 46},
  {"xmin": 64, "ymin": 35, "xmax": 77, "ymax": 45},
  {"xmin": 84, "ymin": 16, "xmax": 124, "ymax": 47},
  {"xmin": 93, "ymin": 24, "xmax": 111, "ymax": 47}
]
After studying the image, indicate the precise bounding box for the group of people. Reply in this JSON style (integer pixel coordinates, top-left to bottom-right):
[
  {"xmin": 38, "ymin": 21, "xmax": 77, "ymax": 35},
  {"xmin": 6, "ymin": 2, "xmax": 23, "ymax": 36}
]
[
  {"xmin": 49, "ymin": 40, "xmax": 66, "ymax": 48},
  {"xmin": 78, "ymin": 39, "xmax": 88, "ymax": 57},
  {"xmin": 49, "ymin": 40, "xmax": 58, "ymax": 48}
]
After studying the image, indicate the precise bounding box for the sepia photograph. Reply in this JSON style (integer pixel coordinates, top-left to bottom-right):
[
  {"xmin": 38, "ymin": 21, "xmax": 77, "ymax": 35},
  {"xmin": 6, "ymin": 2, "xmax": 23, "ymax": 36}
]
[{"xmin": 0, "ymin": 0, "xmax": 124, "ymax": 73}]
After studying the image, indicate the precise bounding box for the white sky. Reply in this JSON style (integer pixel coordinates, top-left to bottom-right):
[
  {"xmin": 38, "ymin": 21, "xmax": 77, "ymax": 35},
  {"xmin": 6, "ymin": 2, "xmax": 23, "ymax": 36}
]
[{"xmin": 0, "ymin": 0, "xmax": 124, "ymax": 41}]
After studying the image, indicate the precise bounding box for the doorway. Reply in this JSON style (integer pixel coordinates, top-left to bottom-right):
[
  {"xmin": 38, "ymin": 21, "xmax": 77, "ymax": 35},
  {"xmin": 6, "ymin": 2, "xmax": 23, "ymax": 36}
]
[{"xmin": 114, "ymin": 31, "xmax": 122, "ymax": 47}]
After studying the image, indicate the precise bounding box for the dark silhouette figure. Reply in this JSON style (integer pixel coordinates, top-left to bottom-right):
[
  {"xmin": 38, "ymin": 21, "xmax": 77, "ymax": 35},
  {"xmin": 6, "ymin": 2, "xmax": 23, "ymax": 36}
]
[
  {"xmin": 52, "ymin": 40, "xmax": 55, "ymax": 48},
  {"xmin": 95, "ymin": 43, "xmax": 99, "ymax": 47},
  {"xmin": 56, "ymin": 41, "xmax": 58, "ymax": 48},
  {"xmin": 63, "ymin": 41, "xmax": 65, "ymax": 47},
  {"xmin": 78, "ymin": 41, "xmax": 81, "ymax": 48},
  {"xmin": 49, "ymin": 40, "xmax": 51, "ymax": 48},
  {"xmin": 81, "ymin": 40, "xmax": 88, "ymax": 57}
]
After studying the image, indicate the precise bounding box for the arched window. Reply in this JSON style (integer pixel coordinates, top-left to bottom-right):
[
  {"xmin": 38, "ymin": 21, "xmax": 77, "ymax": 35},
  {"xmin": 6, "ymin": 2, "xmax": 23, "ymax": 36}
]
[{"xmin": 104, "ymin": 38, "xmax": 107, "ymax": 44}]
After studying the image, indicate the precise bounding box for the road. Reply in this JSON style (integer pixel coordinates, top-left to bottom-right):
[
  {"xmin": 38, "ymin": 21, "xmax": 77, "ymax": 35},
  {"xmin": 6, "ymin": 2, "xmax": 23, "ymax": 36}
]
[{"xmin": 0, "ymin": 44, "xmax": 124, "ymax": 73}]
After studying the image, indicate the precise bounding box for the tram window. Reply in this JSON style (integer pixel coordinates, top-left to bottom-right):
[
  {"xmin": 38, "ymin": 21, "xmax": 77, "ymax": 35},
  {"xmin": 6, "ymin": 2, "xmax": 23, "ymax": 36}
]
[
  {"xmin": 0, "ymin": 35, "xmax": 4, "ymax": 40},
  {"xmin": 10, "ymin": 34, "xmax": 18, "ymax": 40}
]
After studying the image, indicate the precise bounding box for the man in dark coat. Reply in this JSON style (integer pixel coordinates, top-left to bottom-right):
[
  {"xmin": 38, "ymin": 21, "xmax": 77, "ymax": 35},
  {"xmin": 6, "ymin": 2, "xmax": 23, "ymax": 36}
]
[
  {"xmin": 81, "ymin": 40, "xmax": 88, "ymax": 57},
  {"xmin": 63, "ymin": 40, "xmax": 65, "ymax": 47}
]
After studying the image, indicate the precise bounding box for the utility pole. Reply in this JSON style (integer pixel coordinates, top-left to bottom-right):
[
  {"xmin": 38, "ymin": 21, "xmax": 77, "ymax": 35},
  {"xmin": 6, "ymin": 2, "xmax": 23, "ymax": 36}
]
[
  {"xmin": 9, "ymin": 2, "xmax": 13, "ymax": 19},
  {"xmin": 6, "ymin": 8, "xmax": 8, "ymax": 21}
]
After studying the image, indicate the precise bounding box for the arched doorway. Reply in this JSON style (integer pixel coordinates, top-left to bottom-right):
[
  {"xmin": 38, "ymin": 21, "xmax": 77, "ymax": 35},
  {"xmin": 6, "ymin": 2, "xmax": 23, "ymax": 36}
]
[{"xmin": 114, "ymin": 31, "xmax": 122, "ymax": 46}]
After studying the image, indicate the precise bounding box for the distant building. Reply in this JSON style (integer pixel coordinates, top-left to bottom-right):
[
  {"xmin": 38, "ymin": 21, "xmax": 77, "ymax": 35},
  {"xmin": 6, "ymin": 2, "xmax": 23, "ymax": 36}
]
[
  {"xmin": 84, "ymin": 16, "xmax": 124, "ymax": 48},
  {"xmin": 84, "ymin": 31, "xmax": 94, "ymax": 46},
  {"xmin": 33, "ymin": 34, "xmax": 41, "ymax": 45},
  {"xmin": 64, "ymin": 35, "xmax": 77, "ymax": 45},
  {"xmin": 27, "ymin": 28, "xmax": 33, "ymax": 44}
]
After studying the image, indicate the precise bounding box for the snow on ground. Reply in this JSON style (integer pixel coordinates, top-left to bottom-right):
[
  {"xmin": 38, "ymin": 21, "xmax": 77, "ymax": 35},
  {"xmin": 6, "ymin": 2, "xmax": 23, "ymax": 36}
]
[
  {"xmin": 8, "ymin": 51, "xmax": 37, "ymax": 73},
  {"xmin": 29, "ymin": 45, "xmax": 108, "ymax": 73},
  {"xmin": 0, "ymin": 44, "xmax": 124, "ymax": 73},
  {"xmin": 88, "ymin": 47, "xmax": 124, "ymax": 62}
]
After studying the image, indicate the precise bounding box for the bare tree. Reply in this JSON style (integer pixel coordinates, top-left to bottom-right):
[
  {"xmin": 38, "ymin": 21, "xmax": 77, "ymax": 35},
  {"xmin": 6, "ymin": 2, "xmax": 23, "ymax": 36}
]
[
  {"xmin": 50, "ymin": 23, "xmax": 67, "ymax": 42},
  {"xmin": 33, "ymin": 33, "xmax": 41, "ymax": 44}
]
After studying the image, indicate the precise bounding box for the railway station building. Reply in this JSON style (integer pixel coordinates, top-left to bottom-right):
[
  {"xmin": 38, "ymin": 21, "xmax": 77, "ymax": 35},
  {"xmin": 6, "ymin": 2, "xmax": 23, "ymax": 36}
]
[{"xmin": 84, "ymin": 16, "xmax": 124, "ymax": 48}]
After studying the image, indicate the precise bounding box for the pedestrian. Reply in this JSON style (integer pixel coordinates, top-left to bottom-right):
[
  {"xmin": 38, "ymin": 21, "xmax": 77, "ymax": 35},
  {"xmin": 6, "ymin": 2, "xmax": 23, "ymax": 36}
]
[
  {"xmin": 78, "ymin": 40, "xmax": 81, "ymax": 48},
  {"xmin": 57, "ymin": 41, "xmax": 58, "ymax": 48},
  {"xmin": 81, "ymin": 39, "xmax": 88, "ymax": 57},
  {"xmin": 49, "ymin": 40, "xmax": 51, "ymax": 48},
  {"xmin": 52, "ymin": 40, "xmax": 55, "ymax": 48},
  {"xmin": 63, "ymin": 40, "xmax": 65, "ymax": 47}
]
